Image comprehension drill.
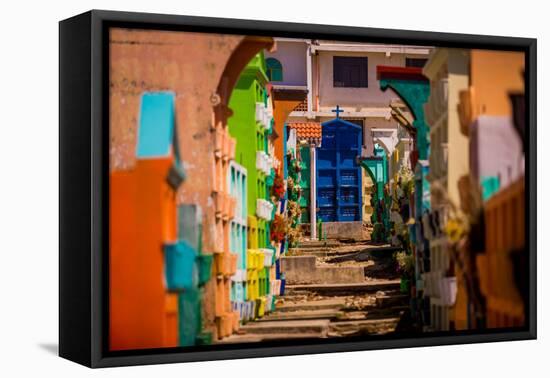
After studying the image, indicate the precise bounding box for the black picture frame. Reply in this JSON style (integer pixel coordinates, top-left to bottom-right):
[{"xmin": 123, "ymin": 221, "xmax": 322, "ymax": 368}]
[{"xmin": 59, "ymin": 9, "xmax": 537, "ymax": 368}]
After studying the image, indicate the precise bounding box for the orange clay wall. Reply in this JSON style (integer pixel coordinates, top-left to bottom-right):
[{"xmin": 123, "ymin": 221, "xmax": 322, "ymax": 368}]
[
  {"xmin": 469, "ymin": 50, "xmax": 525, "ymax": 117},
  {"xmin": 110, "ymin": 159, "xmax": 179, "ymax": 350}
]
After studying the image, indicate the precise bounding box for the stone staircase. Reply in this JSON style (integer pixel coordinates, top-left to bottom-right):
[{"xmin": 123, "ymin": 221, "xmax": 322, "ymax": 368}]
[
  {"xmin": 217, "ymin": 239, "xmax": 411, "ymax": 344},
  {"xmin": 219, "ymin": 288, "xmax": 408, "ymax": 343}
]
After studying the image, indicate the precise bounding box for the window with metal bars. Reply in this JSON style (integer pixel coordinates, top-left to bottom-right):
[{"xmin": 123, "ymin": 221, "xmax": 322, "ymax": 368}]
[{"xmin": 333, "ymin": 56, "xmax": 368, "ymax": 88}]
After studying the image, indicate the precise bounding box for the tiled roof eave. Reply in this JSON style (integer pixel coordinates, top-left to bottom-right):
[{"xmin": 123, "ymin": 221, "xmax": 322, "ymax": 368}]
[{"xmin": 287, "ymin": 122, "xmax": 322, "ymax": 140}]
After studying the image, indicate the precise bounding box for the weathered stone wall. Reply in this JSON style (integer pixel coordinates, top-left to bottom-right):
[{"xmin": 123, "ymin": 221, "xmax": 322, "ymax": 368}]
[{"xmin": 321, "ymin": 221, "xmax": 366, "ymax": 240}]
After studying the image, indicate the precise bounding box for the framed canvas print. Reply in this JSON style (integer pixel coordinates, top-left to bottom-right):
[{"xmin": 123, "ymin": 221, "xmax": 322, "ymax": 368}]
[{"xmin": 59, "ymin": 10, "xmax": 537, "ymax": 368}]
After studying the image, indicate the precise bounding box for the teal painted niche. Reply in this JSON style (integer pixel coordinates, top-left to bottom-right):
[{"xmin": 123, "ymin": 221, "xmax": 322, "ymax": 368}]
[
  {"xmin": 164, "ymin": 241, "xmax": 198, "ymax": 290},
  {"xmin": 168, "ymin": 204, "xmax": 212, "ymax": 346},
  {"xmin": 359, "ymin": 144, "xmax": 390, "ymax": 241},
  {"xmin": 137, "ymin": 92, "xmax": 176, "ymax": 158},
  {"xmin": 266, "ymin": 58, "xmax": 283, "ymax": 82},
  {"xmin": 178, "ymin": 288, "xmax": 202, "ymax": 347}
]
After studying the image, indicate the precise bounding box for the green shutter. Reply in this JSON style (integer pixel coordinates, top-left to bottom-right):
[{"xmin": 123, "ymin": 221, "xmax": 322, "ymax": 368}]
[{"xmin": 266, "ymin": 58, "xmax": 283, "ymax": 82}]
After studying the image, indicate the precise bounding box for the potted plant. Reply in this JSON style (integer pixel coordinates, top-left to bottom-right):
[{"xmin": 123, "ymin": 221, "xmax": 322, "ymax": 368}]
[{"xmin": 395, "ymin": 250, "xmax": 414, "ymax": 294}]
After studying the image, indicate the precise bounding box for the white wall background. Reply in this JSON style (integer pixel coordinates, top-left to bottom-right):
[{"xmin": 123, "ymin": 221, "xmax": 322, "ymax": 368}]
[
  {"xmin": 265, "ymin": 41, "xmax": 308, "ymax": 86},
  {"xmin": 0, "ymin": 0, "xmax": 546, "ymax": 376}
]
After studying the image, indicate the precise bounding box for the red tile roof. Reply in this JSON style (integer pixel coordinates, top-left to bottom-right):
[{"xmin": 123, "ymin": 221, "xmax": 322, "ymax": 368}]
[{"xmin": 288, "ymin": 122, "xmax": 322, "ymax": 139}]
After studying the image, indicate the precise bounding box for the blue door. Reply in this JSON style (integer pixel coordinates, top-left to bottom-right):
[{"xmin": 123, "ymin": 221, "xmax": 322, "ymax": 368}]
[{"xmin": 316, "ymin": 118, "xmax": 363, "ymax": 222}]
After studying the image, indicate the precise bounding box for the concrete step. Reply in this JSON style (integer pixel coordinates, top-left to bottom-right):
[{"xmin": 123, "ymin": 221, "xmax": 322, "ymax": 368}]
[
  {"xmin": 258, "ymin": 309, "xmax": 344, "ymax": 321},
  {"xmin": 326, "ymin": 245, "xmax": 397, "ymax": 262},
  {"xmin": 330, "ymin": 317, "xmax": 402, "ymax": 326},
  {"xmin": 340, "ymin": 307, "xmax": 409, "ymax": 320},
  {"xmin": 281, "ymin": 255, "xmax": 365, "ymax": 284},
  {"xmin": 239, "ymin": 319, "xmax": 330, "ymax": 337},
  {"xmin": 288, "ymin": 247, "xmax": 370, "ymax": 257},
  {"xmin": 217, "ymin": 332, "xmax": 323, "ymax": 344},
  {"xmin": 295, "ymin": 240, "xmax": 341, "ymax": 249},
  {"xmin": 276, "ymin": 298, "xmax": 347, "ymax": 312},
  {"xmin": 285, "ymin": 280, "xmax": 401, "ymax": 296},
  {"xmin": 375, "ymin": 294, "xmax": 409, "ymax": 307},
  {"xmin": 337, "ymin": 238, "xmax": 373, "ymax": 244},
  {"xmin": 287, "ymin": 248, "xmax": 337, "ymax": 256},
  {"xmin": 328, "ymin": 317, "xmax": 401, "ymax": 336},
  {"xmin": 289, "ymin": 243, "xmax": 394, "ymax": 259}
]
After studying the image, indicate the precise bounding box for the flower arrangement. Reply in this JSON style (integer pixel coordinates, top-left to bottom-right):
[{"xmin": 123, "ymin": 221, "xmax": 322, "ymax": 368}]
[
  {"xmin": 271, "ymin": 173, "xmax": 286, "ymax": 200},
  {"xmin": 284, "ymin": 199, "xmax": 302, "ymax": 247},
  {"xmin": 287, "ymin": 200, "xmax": 302, "ymax": 225},
  {"xmin": 270, "ymin": 214, "xmax": 287, "ymax": 242},
  {"xmin": 394, "ymin": 250, "xmax": 414, "ymax": 294},
  {"xmin": 287, "ymin": 225, "xmax": 302, "ymax": 247},
  {"xmin": 287, "ymin": 176, "xmax": 294, "ymax": 191}
]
